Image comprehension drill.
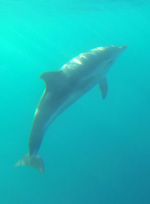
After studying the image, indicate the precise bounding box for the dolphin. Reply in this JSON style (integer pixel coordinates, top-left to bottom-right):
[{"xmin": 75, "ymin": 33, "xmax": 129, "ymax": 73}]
[{"xmin": 15, "ymin": 45, "xmax": 126, "ymax": 173}]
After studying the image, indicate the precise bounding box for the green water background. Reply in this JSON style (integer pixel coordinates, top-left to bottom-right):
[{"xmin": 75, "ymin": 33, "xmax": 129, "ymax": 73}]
[{"xmin": 0, "ymin": 0, "xmax": 150, "ymax": 203}]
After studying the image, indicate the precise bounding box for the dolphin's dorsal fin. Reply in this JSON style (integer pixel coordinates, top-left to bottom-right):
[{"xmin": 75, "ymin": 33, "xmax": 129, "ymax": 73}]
[
  {"xmin": 40, "ymin": 71, "xmax": 66, "ymax": 92},
  {"xmin": 99, "ymin": 77, "xmax": 108, "ymax": 99}
]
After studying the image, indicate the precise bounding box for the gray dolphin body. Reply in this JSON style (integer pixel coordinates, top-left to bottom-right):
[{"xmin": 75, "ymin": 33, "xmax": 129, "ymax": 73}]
[{"xmin": 15, "ymin": 45, "xmax": 126, "ymax": 173}]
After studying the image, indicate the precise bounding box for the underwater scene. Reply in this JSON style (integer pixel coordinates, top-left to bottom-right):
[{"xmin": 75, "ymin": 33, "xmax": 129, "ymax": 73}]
[{"xmin": 0, "ymin": 0, "xmax": 150, "ymax": 203}]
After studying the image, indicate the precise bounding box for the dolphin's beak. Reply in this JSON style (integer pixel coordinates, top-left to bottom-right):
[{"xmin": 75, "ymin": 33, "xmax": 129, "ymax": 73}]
[{"xmin": 120, "ymin": 45, "xmax": 127, "ymax": 50}]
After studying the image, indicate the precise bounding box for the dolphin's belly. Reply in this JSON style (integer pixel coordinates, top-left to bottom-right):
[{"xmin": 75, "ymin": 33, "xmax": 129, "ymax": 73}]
[{"xmin": 45, "ymin": 75, "xmax": 100, "ymax": 126}]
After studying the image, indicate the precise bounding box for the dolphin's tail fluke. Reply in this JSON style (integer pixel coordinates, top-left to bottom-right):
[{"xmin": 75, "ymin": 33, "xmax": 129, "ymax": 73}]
[{"xmin": 14, "ymin": 154, "xmax": 44, "ymax": 174}]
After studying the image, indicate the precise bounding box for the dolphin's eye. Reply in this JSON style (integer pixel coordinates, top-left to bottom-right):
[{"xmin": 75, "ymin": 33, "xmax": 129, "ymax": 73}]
[
  {"xmin": 105, "ymin": 60, "xmax": 113, "ymax": 69},
  {"xmin": 109, "ymin": 60, "xmax": 113, "ymax": 65}
]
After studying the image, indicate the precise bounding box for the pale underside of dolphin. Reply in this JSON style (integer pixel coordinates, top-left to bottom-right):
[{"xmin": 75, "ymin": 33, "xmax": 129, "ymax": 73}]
[{"xmin": 15, "ymin": 45, "xmax": 127, "ymax": 173}]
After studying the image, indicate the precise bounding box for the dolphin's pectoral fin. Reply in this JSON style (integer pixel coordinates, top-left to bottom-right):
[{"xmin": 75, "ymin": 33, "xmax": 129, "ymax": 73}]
[
  {"xmin": 99, "ymin": 77, "xmax": 108, "ymax": 99},
  {"xmin": 40, "ymin": 71, "xmax": 67, "ymax": 92},
  {"xmin": 14, "ymin": 154, "xmax": 44, "ymax": 174}
]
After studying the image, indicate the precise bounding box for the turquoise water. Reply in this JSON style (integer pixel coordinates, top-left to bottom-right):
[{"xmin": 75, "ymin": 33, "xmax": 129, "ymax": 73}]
[{"xmin": 0, "ymin": 0, "xmax": 150, "ymax": 203}]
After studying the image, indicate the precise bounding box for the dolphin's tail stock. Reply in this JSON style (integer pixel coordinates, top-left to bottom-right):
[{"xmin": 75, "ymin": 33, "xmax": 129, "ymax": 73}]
[{"xmin": 14, "ymin": 154, "xmax": 44, "ymax": 174}]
